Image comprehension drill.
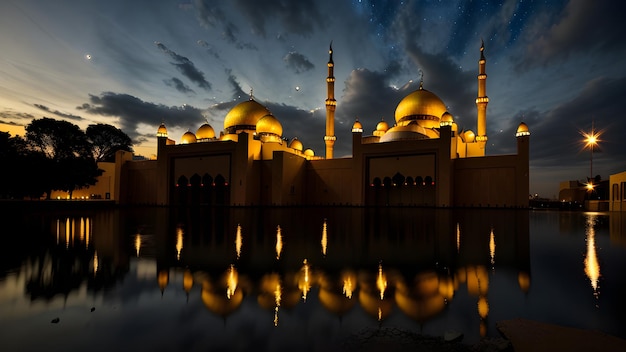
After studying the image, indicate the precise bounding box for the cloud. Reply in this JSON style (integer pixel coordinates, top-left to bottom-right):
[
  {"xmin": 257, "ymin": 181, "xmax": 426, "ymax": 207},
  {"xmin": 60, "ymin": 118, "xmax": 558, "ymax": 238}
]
[
  {"xmin": 232, "ymin": 0, "xmax": 324, "ymax": 37},
  {"xmin": 283, "ymin": 52, "xmax": 314, "ymax": 73},
  {"xmin": 33, "ymin": 104, "xmax": 83, "ymax": 121},
  {"xmin": 155, "ymin": 42, "xmax": 211, "ymax": 91},
  {"xmin": 77, "ymin": 92, "xmax": 204, "ymax": 142},
  {"xmin": 164, "ymin": 77, "xmax": 196, "ymax": 95},
  {"xmin": 516, "ymin": 1, "xmax": 626, "ymax": 70},
  {"xmin": 193, "ymin": 1, "xmax": 258, "ymax": 50},
  {"xmin": 196, "ymin": 40, "xmax": 220, "ymax": 59},
  {"xmin": 0, "ymin": 110, "xmax": 34, "ymax": 122}
]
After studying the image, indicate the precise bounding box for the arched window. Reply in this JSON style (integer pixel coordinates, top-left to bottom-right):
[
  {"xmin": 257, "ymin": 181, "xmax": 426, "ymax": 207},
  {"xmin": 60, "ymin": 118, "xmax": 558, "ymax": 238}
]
[
  {"xmin": 416, "ymin": 176, "xmax": 424, "ymax": 187},
  {"xmin": 177, "ymin": 175, "xmax": 188, "ymax": 187},
  {"xmin": 383, "ymin": 177, "xmax": 392, "ymax": 188},
  {"xmin": 202, "ymin": 173, "xmax": 213, "ymax": 187},
  {"xmin": 190, "ymin": 174, "xmax": 201, "ymax": 187},
  {"xmin": 406, "ymin": 176, "xmax": 414, "ymax": 186},
  {"xmin": 372, "ymin": 177, "xmax": 382, "ymax": 187},
  {"xmin": 425, "ymin": 176, "xmax": 434, "ymax": 186}
]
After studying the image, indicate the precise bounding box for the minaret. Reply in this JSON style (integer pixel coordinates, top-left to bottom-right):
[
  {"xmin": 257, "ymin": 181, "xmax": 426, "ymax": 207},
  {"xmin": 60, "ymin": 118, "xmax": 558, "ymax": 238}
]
[
  {"xmin": 475, "ymin": 40, "xmax": 489, "ymax": 150},
  {"xmin": 324, "ymin": 42, "xmax": 336, "ymax": 159}
]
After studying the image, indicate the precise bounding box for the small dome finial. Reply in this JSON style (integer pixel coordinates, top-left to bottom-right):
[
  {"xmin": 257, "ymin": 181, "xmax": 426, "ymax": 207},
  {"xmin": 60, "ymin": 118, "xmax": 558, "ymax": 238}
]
[
  {"xmin": 418, "ymin": 69, "xmax": 424, "ymax": 90},
  {"xmin": 249, "ymin": 88, "xmax": 254, "ymax": 101}
]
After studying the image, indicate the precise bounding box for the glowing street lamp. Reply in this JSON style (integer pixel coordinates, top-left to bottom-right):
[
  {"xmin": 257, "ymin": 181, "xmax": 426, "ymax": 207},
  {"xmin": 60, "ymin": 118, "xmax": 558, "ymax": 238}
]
[{"xmin": 581, "ymin": 121, "xmax": 600, "ymax": 191}]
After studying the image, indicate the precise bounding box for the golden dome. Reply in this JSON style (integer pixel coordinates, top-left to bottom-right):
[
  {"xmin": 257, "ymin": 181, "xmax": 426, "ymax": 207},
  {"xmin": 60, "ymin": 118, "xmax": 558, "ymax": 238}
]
[
  {"xmin": 304, "ymin": 148, "xmax": 314, "ymax": 157},
  {"xmin": 181, "ymin": 131, "xmax": 197, "ymax": 144},
  {"xmin": 157, "ymin": 123, "xmax": 168, "ymax": 137},
  {"xmin": 289, "ymin": 138, "xmax": 303, "ymax": 151},
  {"xmin": 256, "ymin": 114, "xmax": 283, "ymax": 137},
  {"xmin": 463, "ymin": 130, "xmax": 476, "ymax": 142},
  {"xmin": 379, "ymin": 123, "xmax": 439, "ymax": 142},
  {"xmin": 224, "ymin": 99, "xmax": 270, "ymax": 133},
  {"xmin": 440, "ymin": 112, "xmax": 454, "ymax": 126},
  {"xmin": 352, "ymin": 119, "xmax": 363, "ymax": 133},
  {"xmin": 376, "ymin": 119, "xmax": 389, "ymax": 132},
  {"xmin": 516, "ymin": 122, "xmax": 530, "ymax": 137},
  {"xmin": 196, "ymin": 122, "xmax": 216, "ymax": 140},
  {"xmin": 394, "ymin": 87, "xmax": 447, "ymax": 129}
]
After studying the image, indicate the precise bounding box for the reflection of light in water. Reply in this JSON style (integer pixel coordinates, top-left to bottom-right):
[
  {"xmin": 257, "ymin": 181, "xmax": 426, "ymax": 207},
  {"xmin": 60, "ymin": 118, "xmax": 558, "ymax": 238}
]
[
  {"xmin": 135, "ymin": 234, "xmax": 141, "ymax": 257},
  {"xmin": 276, "ymin": 225, "xmax": 282, "ymax": 259},
  {"xmin": 489, "ymin": 228, "xmax": 496, "ymax": 267},
  {"xmin": 321, "ymin": 218, "xmax": 328, "ymax": 256},
  {"xmin": 80, "ymin": 217, "xmax": 85, "ymax": 242},
  {"xmin": 274, "ymin": 281, "xmax": 281, "ymax": 326},
  {"xmin": 226, "ymin": 264, "xmax": 238, "ymax": 299},
  {"xmin": 176, "ymin": 227, "xmax": 184, "ymax": 260},
  {"xmin": 66, "ymin": 218, "xmax": 70, "ymax": 248},
  {"xmin": 456, "ymin": 222, "xmax": 460, "ymax": 253},
  {"xmin": 235, "ymin": 224, "xmax": 242, "ymax": 260},
  {"xmin": 584, "ymin": 214, "xmax": 601, "ymax": 302},
  {"xmin": 378, "ymin": 307, "xmax": 382, "ymax": 321},
  {"xmin": 56, "ymin": 219, "xmax": 60, "ymax": 244},
  {"xmin": 377, "ymin": 262, "xmax": 387, "ymax": 300},
  {"xmin": 478, "ymin": 296, "xmax": 489, "ymax": 319},
  {"xmin": 342, "ymin": 274, "xmax": 354, "ymax": 299},
  {"xmin": 298, "ymin": 259, "xmax": 311, "ymax": 301},
  {"xmin": 93, "ymin": 251, "xmax": 98, "ymax": 276},
  {"xmin": 85, "ymin": 217, "xmax": 91, "ymax": 248}
]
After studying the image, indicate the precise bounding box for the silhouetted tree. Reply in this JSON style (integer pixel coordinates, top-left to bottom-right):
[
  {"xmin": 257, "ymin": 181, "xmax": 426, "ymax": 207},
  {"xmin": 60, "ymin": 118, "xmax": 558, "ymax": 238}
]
[
  {"xmin": 0, "ymin": 132, "xmax": 47, "ymax": 199},
  {"xmin": 86, "ymin": 123, "xmax": 133, "ymax": 162},
  {"xmin": 25, "ymin": 118, "xmax": 102, "ymax": 199}
]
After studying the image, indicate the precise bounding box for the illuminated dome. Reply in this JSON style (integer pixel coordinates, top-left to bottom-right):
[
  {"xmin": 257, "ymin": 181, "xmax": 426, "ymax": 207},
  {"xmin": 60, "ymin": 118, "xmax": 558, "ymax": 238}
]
[
  {"xmin": 516, "ymin": 122, "xmax": 530, "ymax": 137},
  {"xmin": 289, "ymin": 138, "xmax": 303, "ymax": 151},
  {"xmin": 440, "ymin": 112, "xmax": 454, "ymax": 127},
  {"xmin": 196, "ymin": 122, "xmax": 216, "ymax": 140},
  {"xmin": 379, "ymin": 123, "xmax": 438, "ymax": 142},
  {"xmin": 224, "ymin": 98, "xmax": 270, "ymax": 134},
  {"xmin": 394, "ymin": 86, "xmax": 447, "ymax": 129},
  {"xmin": 181, "ymin": 131, "xmax": 197, "ymax": 144},
  {"xmin": 157, "ymin": 123, "xmax": 168, "ymax": 137},
  {"xmin": 351, "ymin": 119, "xmax": 363, "ymax": 133},
  {"xmin": 256, "ymin": 114, "xmax": 283, "ymax": 137},
  {"xmin": 376, "ymin": 119, "xmax": 389, "ymax": 132},
  {"xmin": 304, "ymin": 148, "xmax": 314, "ymax": 157}
]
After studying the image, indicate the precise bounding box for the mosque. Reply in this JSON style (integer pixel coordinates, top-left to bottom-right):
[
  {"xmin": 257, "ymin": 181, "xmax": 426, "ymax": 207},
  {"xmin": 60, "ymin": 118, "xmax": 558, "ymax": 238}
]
[{"xmin": 111, "ymin": 42, "xmax": 530, "ymax": 207}]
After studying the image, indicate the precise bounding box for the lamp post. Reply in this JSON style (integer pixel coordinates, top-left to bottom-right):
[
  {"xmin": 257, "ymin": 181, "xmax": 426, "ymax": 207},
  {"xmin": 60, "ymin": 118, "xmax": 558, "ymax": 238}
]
[{"xmin": 582, "ymin": 121, "xmax": 599, "ymax": 191}]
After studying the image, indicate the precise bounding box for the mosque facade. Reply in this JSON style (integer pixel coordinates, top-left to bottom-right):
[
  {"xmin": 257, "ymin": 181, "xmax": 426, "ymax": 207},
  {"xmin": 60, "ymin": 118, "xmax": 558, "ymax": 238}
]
[{"xmin": 116, "ymin": 43, "xmax": 530, "ymax": 208}]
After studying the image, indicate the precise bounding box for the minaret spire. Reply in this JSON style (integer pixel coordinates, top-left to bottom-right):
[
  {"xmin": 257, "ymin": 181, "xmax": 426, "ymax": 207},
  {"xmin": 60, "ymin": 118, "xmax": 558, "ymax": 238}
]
[
  {"xmin": 475, "ymin": 40, "xmax": 489, "ymax": 152},
  {"xmin": 324, "ymin": 42, "xmax": 336, "ymax": 159}
]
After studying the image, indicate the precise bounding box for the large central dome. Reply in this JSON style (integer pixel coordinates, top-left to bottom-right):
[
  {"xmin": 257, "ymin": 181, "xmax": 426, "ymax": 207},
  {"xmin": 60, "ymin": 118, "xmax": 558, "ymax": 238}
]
[
  {"xmin": 394, "ymin": 86, "xmax": 447, "ymax": 129},
  {"xmin": 224, "ymin": 99, "xmax": 270, "ymax": 133}
]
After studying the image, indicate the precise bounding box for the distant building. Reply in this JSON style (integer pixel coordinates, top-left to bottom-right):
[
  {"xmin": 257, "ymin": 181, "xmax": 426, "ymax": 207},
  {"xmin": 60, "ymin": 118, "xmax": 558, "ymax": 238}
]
[
  {"xmin": 105, "ymin": 43, "xmax": 530, "ymax": 207},
  {"xmin": 609, "ymin": 171, "xmax": 626, "ymax": 211}
]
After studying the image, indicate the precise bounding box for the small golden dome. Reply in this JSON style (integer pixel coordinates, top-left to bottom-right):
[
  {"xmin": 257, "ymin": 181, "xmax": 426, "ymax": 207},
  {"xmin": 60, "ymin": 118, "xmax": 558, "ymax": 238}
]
[
  {"xmin": 181, "ymin": 131, "xmax": 197, "ymax": 144},
  {"xmin": 157, "ymin": 123, "xmax": 168, "ymax": 137},
  {"xmin": 304, "ymin": 148, "xmax": 314, "ymax": 157},
  {"xmin": 224, "ymin": 99, "xmax": 270, "ymax": 133},
  {"xmin": 376, "ymin": 119, "xmax": 389, "ymax": 132},
  {"xmin": 289, "ymin": 138, "xmax": 303, "ymax": 151},
  {"xmin": 394, "ymin": 87, "xmax": 447, "ymax": 129},
  {"xmin": 256, "ymin": 114, "xmax": 283, "ymax": 137},
  {"xmin": 463, "ymin": 130, "xmax": 476, "ymax": 142},
  {"xmin": 440, "ymin": 112, "xmax": 454, "ymax": 126},
  {"xmin": 352, "ymin": 119, "xmax": 363, "ymax": 133},
  {"xmin": 516, "ymin": 122, "xmax": 530, "ymax": 137},
  {"xmin": 196, "ymin": 122, "xmax": 215, "ymax": 140}
]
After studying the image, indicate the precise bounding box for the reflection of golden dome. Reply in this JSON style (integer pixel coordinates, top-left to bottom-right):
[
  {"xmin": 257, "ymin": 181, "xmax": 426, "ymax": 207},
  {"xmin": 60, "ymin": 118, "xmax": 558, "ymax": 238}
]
[
  {"xmin": 319, "ymin": 287, "xmax": 356, "ymax": 316},
  {"xmin": 157, "ymin": 123, "xmax": 168, "ymax": 137},
  {"xmin": 289, "ymin": 138, "xmax": 303, "ymax": 151},
  {"xmin": 224, "ymin": 99, "xmax": 270, "ymax": 132},
  {"xmin": 181, "ymin": 131, "xmax": 197, "ymax": 144},
  {"xmin": 201, "ymin": 280, "xmax": 244, "ymax": 317},
  {"xmin": 196, "ymin": 122, "xmax": 216, "ymax": 140},
  {"xmin": 394, "ymin": 86, "xmax": 447, "ymax": 129},
  {"xmin": 516, "ymin": 122, "xmax": 531, "ymax": 137},
  {"xmin": 256, "ymin": 114, "xmax": 283, "ymax": 137},
  {"xmin": 304, "ymin": 149, "xmax": 314, "ymax": 157}
]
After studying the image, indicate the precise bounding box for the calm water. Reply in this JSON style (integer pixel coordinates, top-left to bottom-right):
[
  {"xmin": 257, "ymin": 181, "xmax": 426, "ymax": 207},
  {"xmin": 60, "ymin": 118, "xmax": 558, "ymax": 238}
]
[{"xmin": 1, "ymin": 206, "xmax": 625, "ymax": 351}]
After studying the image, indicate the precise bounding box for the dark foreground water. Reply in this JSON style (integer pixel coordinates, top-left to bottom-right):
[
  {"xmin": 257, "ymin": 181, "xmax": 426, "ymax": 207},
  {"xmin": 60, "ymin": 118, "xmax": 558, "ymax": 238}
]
[{"xmin": 0, "ymin": 205, "xmax": 625, "ymax": 351}]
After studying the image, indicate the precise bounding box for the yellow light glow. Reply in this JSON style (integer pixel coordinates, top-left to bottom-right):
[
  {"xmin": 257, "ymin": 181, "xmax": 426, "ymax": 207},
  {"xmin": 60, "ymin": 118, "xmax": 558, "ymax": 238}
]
[
  {"xmin": 183, "ymin": 269, "xmax": 193, "ymax": 294},
  {"xmin": 135, "ymin": 234, "xmax": 141, "ymax": 257},
  {"xmin": 235, "ymin": 224, "xmax": 242, "ymax": 260},
  {"xmin": 489, "ymin": 228, "xmax": 496, "ymax": 267},
  {"xmin": 456, "ymin": 222, "xmax": 461, "ymax": 253},
  {"xmin": 377, "ymin": 262, "xmax": 387, "ymax": 300},
  {"xmin": 378, "ymin": 307, "xmax": 382, "ymax": 321},
  {"xmin": 226, "ymin": 264, "xmax": 238, "ymax": 299},
  {"xmin": 93, "ymin": 251, "xmax": 98, "ymax": 276},
  {"xmin": 321, "ymin": 218, "xmax": 328, "ymax": 256},
  {"xmin": 176, "ymin": 227, "xmax": 184, "ymax": 260},
  {"xmin": 584, "ymin": 215, "xmax": 601, "ymax": 301},
  {"xmin": 298, "ymin": 259, "xmax": 311, "ymax": 301},
  {"xmin": 343, "ymin": 276, "xmax": 354, "ymax": 299},
  {"xmin": 274, "ymin": 281, "xmax": 281, "ymax": 326},
  {"xmin": 276, "ymin": 225, "xmax": 282, "ymax": 259}
]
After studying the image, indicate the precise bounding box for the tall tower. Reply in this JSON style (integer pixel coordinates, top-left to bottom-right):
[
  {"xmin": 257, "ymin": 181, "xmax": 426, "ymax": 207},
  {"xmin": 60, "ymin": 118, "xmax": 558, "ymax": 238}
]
[
  {"xmin": 476, "ymin": 40, "xmax": 489, "ymax": 151},
  {"xmin": 324, "ymin": 42, "xmax": 336, "ymax": 159}
]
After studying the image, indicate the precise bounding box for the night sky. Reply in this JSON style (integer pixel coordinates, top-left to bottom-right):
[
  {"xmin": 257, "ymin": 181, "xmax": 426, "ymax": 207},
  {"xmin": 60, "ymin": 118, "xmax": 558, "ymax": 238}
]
[{"xmin": 1, "ymin": 0, "xmax": 625, "ymax": 198}]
